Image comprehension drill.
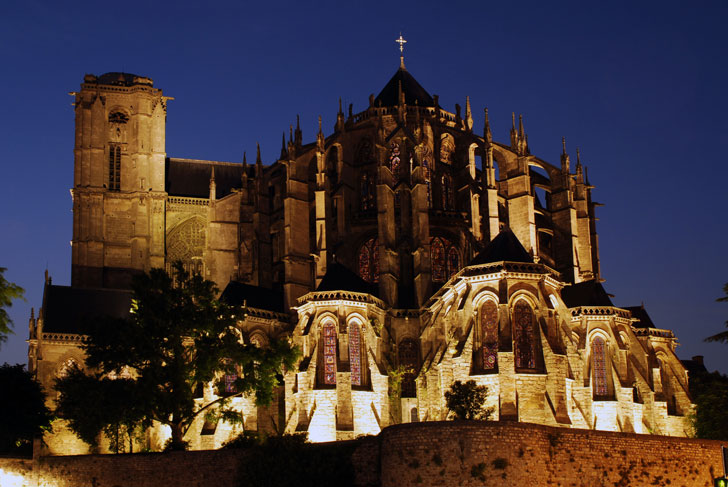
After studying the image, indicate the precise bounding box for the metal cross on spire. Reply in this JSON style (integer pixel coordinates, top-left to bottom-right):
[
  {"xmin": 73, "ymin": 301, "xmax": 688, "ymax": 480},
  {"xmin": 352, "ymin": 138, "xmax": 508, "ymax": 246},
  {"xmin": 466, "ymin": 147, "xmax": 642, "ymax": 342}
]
[
  {"xmin": 396, "ymin": 33, "xmax": 407, "ymax": 54},
  {"xmin": 396, "ymin": 33, "xmax": 407, "ymax": 68}
]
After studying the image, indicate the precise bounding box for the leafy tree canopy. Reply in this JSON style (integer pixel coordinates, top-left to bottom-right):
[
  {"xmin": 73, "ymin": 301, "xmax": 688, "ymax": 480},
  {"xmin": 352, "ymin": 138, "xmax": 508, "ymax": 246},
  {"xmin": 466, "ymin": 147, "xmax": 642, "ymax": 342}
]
[
  {"xmin": 56, "ymin": 263, "xmax": 299, "ymax": 451},
  {"xmin": 445, "ymin": 379, "xmax": 493, "ymax": 420},
  {"xmin": 0, "ymin": 267, "xmax": 25, "ymax": 347},
  {"xmin": 689, "ymin": 369, "xmax": 728, "ymax": 441},
  {"xmin": 0, "ymin": 363, "xmax": 53, "ymax": 455}
]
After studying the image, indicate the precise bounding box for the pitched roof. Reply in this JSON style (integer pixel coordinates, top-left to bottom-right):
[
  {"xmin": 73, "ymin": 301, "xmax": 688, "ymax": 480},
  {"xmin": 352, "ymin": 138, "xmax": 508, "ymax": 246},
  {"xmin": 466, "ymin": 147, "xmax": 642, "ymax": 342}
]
[
  {"xmin": 42, "ymin": 285, "xmax": 132, "ymax": 334},
  {"xmin": 374, "ymin": 66, "xmax": 435, "ymax": 108},
  {"xmin": 166, "ymin": 158, "xmax": 248, "ymax": 199},
  {"xmin": 625, "ymin": 305, "xmax": 656, "ymax": 329},
  {"xmin": 315, "ymin": 263, "xmax": 377, "ymax": 295},
  {"xmin": 469, "ymin": 229, "xmax": 533, "ymax": 266},
  {"xmin": 561, "ymin": 280, "xmax": 614, "ymax": 307},
  {"xmin": 220, "ymin": 281, "xmax": 285, "ymax": 313}
]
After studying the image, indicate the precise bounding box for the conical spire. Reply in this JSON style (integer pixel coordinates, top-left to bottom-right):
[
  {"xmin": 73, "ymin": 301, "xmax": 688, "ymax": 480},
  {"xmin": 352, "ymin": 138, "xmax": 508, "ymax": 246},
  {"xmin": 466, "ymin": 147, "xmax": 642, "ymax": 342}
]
[
  {"xmin": 465, "ymin": 96, "xmax": 473, "ymax": 131},
  {"xmin": 575, "ymin": 148, "xmax": 584, "ymax": 184},
  {"xmin": 280, "ymin": 132, "xmax": 287, "ymax": 159},
  {"xmin": 241, "ymin": 152, "xmax": 248, "ymax": 184},
  {"xmin": 256, "ymin": 142, "xmax": 262, "ymax": 172},
  {"xmin": 295, "ymin": 114, "xmax": 302, "ymax": 148},
  {"xmin": 510, "ymin": 112, "xmax": 518, "ymax": 149},
  {"xmin": 560, "ymin": 137, "xmax": 570, "ymax": 173},
  {"xmin": 316, "ymin": 115, "xmax": 325, "ymax": 152}
]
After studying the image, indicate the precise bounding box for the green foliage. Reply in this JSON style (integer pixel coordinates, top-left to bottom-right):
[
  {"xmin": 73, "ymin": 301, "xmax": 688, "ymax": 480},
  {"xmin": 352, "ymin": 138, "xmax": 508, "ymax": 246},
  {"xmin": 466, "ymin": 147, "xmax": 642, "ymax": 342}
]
[
  {"xmin": 0, "ymin": 267, "xmax": 25, "ymax": 347},
  {"xmin": 444, "ymin": 380, "xmax": 493, "ymax": 420},
  {"xmin": 706, "ymin": 283, "xmax": 728, "ymax": 343},
  {"xmin": 233, "ymin": 434, "xmax": 356, "ymax": 487},
  {"xmin": 0, "ymin": 363, "xmax": 53, "ymax": 455},
  {"xmin": 689, "ymin": 369, "xmax": 728, "ymax": 440},
  {"xmin": 58, "ymin": 263, "xmax": 299, "ymax": 451},
  {"xmin": 55, "ymin": 366, "xmax": 148, "ymax": 453}
]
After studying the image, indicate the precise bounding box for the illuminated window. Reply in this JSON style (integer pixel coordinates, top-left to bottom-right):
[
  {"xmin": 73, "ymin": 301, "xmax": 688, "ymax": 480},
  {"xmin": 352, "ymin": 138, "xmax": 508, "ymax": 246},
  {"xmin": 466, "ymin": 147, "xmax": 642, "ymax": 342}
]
[
  {"xmin": 108, "ymin": 145, "xmax": 121, "ymax": 190},
  {"xmin": 422, "ymin": 158, "xmax": 432, "ymax": 207},
  {"xmin": 360, "ymin": 172, "xmax": 375, "ymax": 210},
  {"xmin": 513, "ymin": 300, "xmax": 536, "ymax": 369},
  {"xmin": 431, "ymin": 237, "xmax": 459, "ymax": 282},
  {"xmin": 349, "ymin": 322, "xmax": 362, "ymax": 386},
  {"xmin": 322, "ymin": 322, "xmax": 337, "ymax": 385},
  {"xmin": 224, "ymin": 373, "xmax": 238, "ymax": 394},
  {"xmin": 358, "ymin": 237, "xmax": 379, "ymax": 283},
  {"xmin": 480, "ymin": 300, "xmax": 499, "ymax": 370},
  {"xmin": 592, "ymin": 337, "xmax": 608, "ymax": 397},
  {"xmin": 398, "ymin": 339, "xmax": 419, "ymax": 398}
]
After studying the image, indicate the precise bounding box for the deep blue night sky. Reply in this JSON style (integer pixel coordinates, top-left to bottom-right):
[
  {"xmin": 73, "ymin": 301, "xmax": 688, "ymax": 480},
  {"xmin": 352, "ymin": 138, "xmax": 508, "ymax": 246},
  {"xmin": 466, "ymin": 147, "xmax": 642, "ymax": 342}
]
[{"xmin": 1, "ymin": 1, "xmax": 726, "ymax": 373}]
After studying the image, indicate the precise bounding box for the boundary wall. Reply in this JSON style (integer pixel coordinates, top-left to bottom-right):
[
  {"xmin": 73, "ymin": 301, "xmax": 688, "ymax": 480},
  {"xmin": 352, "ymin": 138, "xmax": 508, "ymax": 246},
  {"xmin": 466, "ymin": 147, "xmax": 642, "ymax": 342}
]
[{"xmin": 0, "ymin": 421, "xmax": 726, "ymax": 487}]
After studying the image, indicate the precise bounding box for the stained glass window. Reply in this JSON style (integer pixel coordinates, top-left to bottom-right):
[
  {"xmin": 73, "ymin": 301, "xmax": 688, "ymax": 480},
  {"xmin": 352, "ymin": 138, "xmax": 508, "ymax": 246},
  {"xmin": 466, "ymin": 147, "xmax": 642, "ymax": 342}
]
[
  {"xmin": 108, "ymin": 145, "xmax": 121, "ymax": 190},
  {"xmin": 349, "ymin": 322, "xmax": 362, "ymax": 386},
  {"xmin": 513, "ymin": 300, "xmax": 536, "ymax": 369},
  {"xmin": 442, "ymin": 173, "xmax": 452, "ymax": 210},
  {"xmin": 480, "ymin": 301, "xmax": 499, "ymax": 370},
  {"xmin": 390, "ymin": 142, "xmax": 401, "ymax": 185},
  {"xmin": 224, "ymin": 373, "xmax": 238, "ymax": 394},
  {"xmin": 431, "ymin": 237, "xmax": 445, "ymax": 282},
  {"xmin": 592, "ymin": 337, "xmax": 608, "ymax": 397},
  {"xmin": 323, "ymin": 322, "xmax": 337, "ymax": 385},
  {"xmin": 360, "ymin": 172, "xmax": 375, "ymax": 210},
  {"xmin": 399, "ymin": 339, "xmax": 419, "ymax": 398},
  {"xmin": 446, "ymin": 246, "xmax": 460, "ymax": 278},
  {"xmin": 358, "ymin": 237, "xmax": 379, "ymax": 283}
]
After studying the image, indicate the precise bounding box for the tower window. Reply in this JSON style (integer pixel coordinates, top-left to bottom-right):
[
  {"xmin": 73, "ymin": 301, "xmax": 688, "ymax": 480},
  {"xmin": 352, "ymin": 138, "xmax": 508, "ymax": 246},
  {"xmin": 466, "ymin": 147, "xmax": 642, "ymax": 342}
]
[
  {"xmin": 108, "ymin": 145, "xmax": 121, "ymax": 190},
  {"xmin": 513, "ymin": 300, "xmax": 536, "ymax": 370},
  {"xmin": 358, "ymin": 237, "xmax": 379, "ymax": 283}
]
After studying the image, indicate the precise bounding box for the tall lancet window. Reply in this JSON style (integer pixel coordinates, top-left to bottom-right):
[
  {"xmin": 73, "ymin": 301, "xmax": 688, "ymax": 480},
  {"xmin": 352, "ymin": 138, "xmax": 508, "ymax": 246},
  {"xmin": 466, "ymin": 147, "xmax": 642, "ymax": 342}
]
[
  {"xmin": 431, "ymin": 237, "xmax": 459, "ymax": 282},
  {"xmin": 480, "ymin": 300, "xmax": 499, "ymax": 371},
  {"xmin": 358, "ymin": 237, "xmax": 379, "ymax": 283},
  {"xmin": 108, "ymin": 145, "xmax": 121, "ymax": 190},
  {"xmin": 349, "ymin": 322, "xmax": 363, "ymax": 386},
  {"xmin": 360, "ymin": 172, "xmax": 375, "ymax": 211},
  {"xmin": 592, "ymin": 337, "xmax": 608, "ymax": 397},
  {"xmin": 389, "ymin": 142, "xmax": 401, "ymax": 185},
  {"xmin": 398, "ymin": 339, "xmax": 419, "ymax": 398},
  {"xmin": 513, "ymin": 300, "xmax": 536, "ymax": 369},
  {"xmin": 446, "ymin": 246, "xmax": 460, "ymax": 277},
  {"xmin": 322, "ymin": 322, "xmax": 337, "ymax": 385},
  {"xmin": 422, "ymin": 158, "xmax": 432, "ymax": 207},
  {"xmin": 441, "ymin": 173, "xmax": 453, "ymax": 210}
]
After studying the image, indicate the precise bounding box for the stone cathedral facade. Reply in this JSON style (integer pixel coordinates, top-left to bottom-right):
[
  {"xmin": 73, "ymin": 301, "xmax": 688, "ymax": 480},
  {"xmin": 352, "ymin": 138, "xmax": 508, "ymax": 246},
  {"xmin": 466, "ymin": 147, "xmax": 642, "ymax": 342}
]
[{"xmin": 29, "ymin": 62, "xmax": 694, "ymax": 454}]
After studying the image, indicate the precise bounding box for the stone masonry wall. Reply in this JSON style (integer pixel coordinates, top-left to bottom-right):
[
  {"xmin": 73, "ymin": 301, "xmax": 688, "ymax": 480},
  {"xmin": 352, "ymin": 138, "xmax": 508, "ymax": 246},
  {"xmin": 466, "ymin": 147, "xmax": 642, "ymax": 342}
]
[{"xmin": 1, "ymin": 422, "xmax": 726, "ymax": 487}]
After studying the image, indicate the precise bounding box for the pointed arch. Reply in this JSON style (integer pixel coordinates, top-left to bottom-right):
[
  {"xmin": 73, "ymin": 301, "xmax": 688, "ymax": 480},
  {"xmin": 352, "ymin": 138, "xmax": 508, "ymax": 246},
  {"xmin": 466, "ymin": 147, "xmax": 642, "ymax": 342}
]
[
  {"xmin": 349, "ymin": 321, "xmax": 363, "ymax": 386},
  {"xmin": 431, "ymin": 237, "xmax": 445, "ymax": 282},
  {"xmin": 166, "ymin": 216, "xmax": 206, "ymax": 275},
  {"xmin": 441, "ymin": 173, "xmax": 452, "ymax": 210},
  {"xmin": 513, "ymin": 299, "xmax": 536, "ymax": 370},
  {"xmin": 389, "ymin": 141, "xmax": 401, "ymax": 185},
  {"xmin": 360, "ymin": 172, "xmax": 376, "ymax": 210},
  {"xmin": 446, "ymin": 245, "xmax": 460, "ymax": 278},
  {"xmin": 322, "ymin": 321, "xmax": 338, "ymax": 385}
]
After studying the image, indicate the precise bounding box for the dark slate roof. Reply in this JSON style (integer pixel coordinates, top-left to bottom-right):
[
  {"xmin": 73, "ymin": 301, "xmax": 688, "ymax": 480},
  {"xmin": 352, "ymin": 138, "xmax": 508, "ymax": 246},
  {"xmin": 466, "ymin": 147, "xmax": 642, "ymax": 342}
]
[
  {"xmin": 316, "ymin": 263, "xmax": 378, "ymax": 295},
  {"xmin": 166, "ymin": 159, "xmax": 247, "ymax": 199},
  {"xmin": 561, "ymin": 280, "xmax": 614, "ymax": 307},
  {"xmin": 96, "ymin": 72, "xmax": 150, "ymax": 87},
  {"xmin": 625, "ymin": 305, "xmax": 656, "ymax": 329},
  {"xmin": 220, "ymin": 281, "xmax": 285, "ymax": 313},
  {"xmin": 469, "ymin": 229, "xmax": 533, "ymax": 266},
  {"xmin": 43, "ymin": 285, "xmax": 132, "ymax": 334},
  {"xmin": 374, "ymin": 66, "xmax": 435, "ymax": 108}
]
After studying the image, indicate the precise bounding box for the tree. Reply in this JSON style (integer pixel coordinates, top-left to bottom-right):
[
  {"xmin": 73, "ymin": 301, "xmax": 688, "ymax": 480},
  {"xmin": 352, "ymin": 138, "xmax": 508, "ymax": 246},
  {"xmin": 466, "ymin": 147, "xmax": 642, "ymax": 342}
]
[
  {"xmin": 444, "ymin": 380, "xmax": 493, "ymax": 420},
  {"xmin": 705, "ymin": 282, "xmax": 728, "ymax": 343},
  {"xmin": 56, "ymin": 264, "xmax": 299, "ymax": 451},
  {"xmin": 689, "ymin": 369, "xmax": 728, "ymax": 440},
  {"xmin": 0, "ymin": 363, "xmax": 53, "ymax": 455},
  {"xmin": 0, "ymin": 267, "xmax": 25, "ymax": 347}
]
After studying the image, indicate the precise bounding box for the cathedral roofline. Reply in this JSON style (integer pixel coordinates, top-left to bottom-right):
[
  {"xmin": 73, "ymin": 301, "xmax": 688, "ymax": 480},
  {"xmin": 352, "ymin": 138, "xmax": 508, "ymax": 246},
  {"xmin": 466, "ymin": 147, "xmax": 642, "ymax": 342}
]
[{"xmin": 373, "ymin": 66, "xmax": 435, "ymax": 108}]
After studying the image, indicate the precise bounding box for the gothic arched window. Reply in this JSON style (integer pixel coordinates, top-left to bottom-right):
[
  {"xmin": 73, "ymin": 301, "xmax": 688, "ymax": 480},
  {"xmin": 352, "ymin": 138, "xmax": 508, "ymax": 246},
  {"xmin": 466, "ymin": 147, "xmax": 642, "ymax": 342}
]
[
  {"xmin": 422, "ymin": 158, "xmax": 432, "ymax": 207},
  {"xmin": 322, "ymin": 321, "xmax": 337, "ymax": 385},
  {"xmin": 358, "ymin": 237, "xmax": 379, "ymax": 283},
  {"xmin": 108, "ymin": 145, "xmax": 121, "ymax": 190},
  {"xmin": 390, "ymin": 142, "xmax": 401, "ymax": 185},
  {"xmin": 360, "ymin": 172, "xmax": 375, "ymax": 211},
  {"xmin": 440, "ymin": 133, "xmax": 454, "ymax": 164},
  {"xmin": 592, "ymin": 336, "xmax": 608, "ymax": 397},
  {"xmin": 431, "ymin": 237, "xmax": 459, "ymax": 282},
  {"xmin": 355, "ymin": 138, "xmax": 373, "ymax": 165},
  {"xmin": 398, "ymin": 339, "xmax": 419, "ymax": 398},
  {"xmin": 166, "ymin": 217, "xmax": 206, "ymax": 276},
  {"xmin": 513, "ymin": 300, "xmax": 536, "ymax": 370},
  {"xmin": 480, "ymin": 300, "xmax": 499, "ymax": 371},
  {"xmin": 441, "ymin": 173, "xmax": 452, "ymax": 210},
  {"xmin": 349, "ymin": 322, "xmax": 363, "ymax": 386}
]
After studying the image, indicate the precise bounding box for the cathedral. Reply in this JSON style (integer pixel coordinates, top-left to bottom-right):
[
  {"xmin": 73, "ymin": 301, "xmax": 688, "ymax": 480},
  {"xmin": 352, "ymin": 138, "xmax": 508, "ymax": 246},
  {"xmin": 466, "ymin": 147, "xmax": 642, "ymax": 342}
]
[{"xmin": 28, "ymin": 51, "xmax": 694, "ymax": 453}]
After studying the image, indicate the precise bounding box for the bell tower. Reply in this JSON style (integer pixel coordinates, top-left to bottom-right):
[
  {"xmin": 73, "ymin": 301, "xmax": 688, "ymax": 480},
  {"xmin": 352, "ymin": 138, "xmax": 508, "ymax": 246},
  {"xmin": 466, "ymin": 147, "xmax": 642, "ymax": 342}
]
[{"xmin": 70, "ymin": 73, "xmax": 170, "ymax": 288}]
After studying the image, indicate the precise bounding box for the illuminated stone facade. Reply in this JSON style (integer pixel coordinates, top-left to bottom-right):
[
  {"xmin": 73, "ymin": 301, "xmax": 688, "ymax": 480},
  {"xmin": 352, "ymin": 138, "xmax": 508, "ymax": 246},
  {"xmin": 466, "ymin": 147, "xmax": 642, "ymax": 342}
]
[{"xmin": 29, "ymin": 66, "xmax": 693, "ymax": 454}]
